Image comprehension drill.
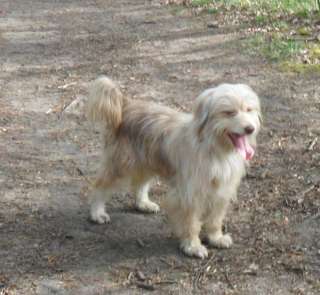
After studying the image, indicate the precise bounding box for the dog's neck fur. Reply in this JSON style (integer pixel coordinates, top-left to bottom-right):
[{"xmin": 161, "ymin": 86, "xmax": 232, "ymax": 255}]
[{"xmin": 165, "ymin": 114, "xmax": 246, "ymax": 204}]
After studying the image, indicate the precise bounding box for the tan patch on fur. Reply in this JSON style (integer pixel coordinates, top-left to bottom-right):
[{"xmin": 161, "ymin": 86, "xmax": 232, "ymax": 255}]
[
  {"xmin": 117, "ymin": 100, "xmax": 178, "ymax": 178},
  {"xmin": 87, "ymin": 76, "xmax": 126, "ymax": 129}
]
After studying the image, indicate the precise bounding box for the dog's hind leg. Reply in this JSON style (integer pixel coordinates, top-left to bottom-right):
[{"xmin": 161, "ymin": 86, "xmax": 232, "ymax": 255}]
[
  {"xmin": 90, "ymin": 188, "xmax": 111, "ymax": 224},
  {"xmin": 90, "ymin": 176, "xmax": 126, "ymax": 224},
  {"xmin": 132, "ymin": 175, "xmax": 160, "ymax": 213}
]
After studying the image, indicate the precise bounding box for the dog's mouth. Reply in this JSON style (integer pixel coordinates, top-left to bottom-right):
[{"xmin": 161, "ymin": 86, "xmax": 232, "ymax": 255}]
[{"xmin": 228, "ymin": 133, "xmax": 254, "ymax": 160}]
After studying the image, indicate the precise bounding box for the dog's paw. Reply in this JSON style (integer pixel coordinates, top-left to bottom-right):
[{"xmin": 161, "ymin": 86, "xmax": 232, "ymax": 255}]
[
  {"xmin": 90, "ymin": 210, "xmax": 111, "ymax": 224},
  {"xmin": 180, "ymin": 240, "xmax": 208, "ymax": 259},
  {"xmin": 207, "ymin": 233, "xmax": 233, "ymax": 249},
  {"xmin": 136, "ymin": 200, "xmax": 160, "ymax": 213}
]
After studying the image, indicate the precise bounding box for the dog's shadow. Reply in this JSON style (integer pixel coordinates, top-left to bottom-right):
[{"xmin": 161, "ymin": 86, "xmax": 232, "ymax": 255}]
[{"xmin": 1, "ymin": 203, "xmax": 181, "ymax": 278}]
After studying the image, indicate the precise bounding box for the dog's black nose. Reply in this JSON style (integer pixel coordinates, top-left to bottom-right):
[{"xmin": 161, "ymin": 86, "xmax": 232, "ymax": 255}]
[{"xmin": 244, "ymin": 125, "xmax": 255, "ymax": 135}]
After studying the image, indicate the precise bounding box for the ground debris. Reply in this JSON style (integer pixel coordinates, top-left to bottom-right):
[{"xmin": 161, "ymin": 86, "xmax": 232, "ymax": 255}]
[
  {"xmin": 295, "ymin": 184, "xmax": 316, "ymax": 204},
  {"xmin": 307, "ymin": 137, "xmax": 318, "ymax": 151},
  {"xmin": 207, "ymin": 21, "xmax": 219, "ymax": 29},
  {"xmin": 243, "ymin": 263, "xmax": 259, "ymax": 275},
  {"xmin": 62, "ymin": 95, "xmax": 87, "ymax": 116},
  {"xmin": 137, "ymin": 238, "xmax": 145, "ymax": 248},
  {"xmin": 261, "ymin": 169, "xmax": 271, "ymax": 179},
  {"xmin": 136, "ymin": 282, "xmax": 156, "ymax": 291},
  {"xmin": 192, "ymin": 253, "xmax": 216, "ymax": 289},
  {"xmin": 57, "ymin": 82, "xmax": 77, "ymax": 90},
  {"xmin": 136, "ymin": 270, "xmax": 146, "ymax": 281}
]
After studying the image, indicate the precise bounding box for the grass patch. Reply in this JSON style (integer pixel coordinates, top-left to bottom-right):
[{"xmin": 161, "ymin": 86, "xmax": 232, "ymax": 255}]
[
  {"xmin": 189, "ymin": 0, "xmax": 320, "ymax": 28},
  {"xmin": 245, "ymin": 33, "xmax": 320, "ymax": 73},
  {"xmin": 255, "ymin": 14, "xmax": 268, "ymax": 25},
  {"xmin": 191, "ymin": 0, "xmax": 320, "ymax": 14},
  {"xmin": 191, "ymin": 0, "xmax": 213, "ymax": 6},
  {"xmin": 186, "ymin": 0, "xmax": 320, "ymax": 72},
  {"xmin": 207, "ymin": 7, "xmax": 218, "ymax": 14},
  {"xmin": 280, "ymin": 62, "xmax": 320, "ymax": 73},
  {"xmin": 246, "ymin": 33, "xmax": 304, "ymax": 62}
]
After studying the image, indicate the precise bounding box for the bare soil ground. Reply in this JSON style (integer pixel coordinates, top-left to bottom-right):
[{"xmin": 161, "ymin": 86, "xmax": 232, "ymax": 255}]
[{"xmin": 0, "ymin": 1, "xmax": 319, "ymax": 294}]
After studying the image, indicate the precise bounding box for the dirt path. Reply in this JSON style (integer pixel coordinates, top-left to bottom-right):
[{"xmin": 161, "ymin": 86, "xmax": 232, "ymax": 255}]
[{"xmin": 0, "ymin": 0, "xmax": 319, "ymax": 294}]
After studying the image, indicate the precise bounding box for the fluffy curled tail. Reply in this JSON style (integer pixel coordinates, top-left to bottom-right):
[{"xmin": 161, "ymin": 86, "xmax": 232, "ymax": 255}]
[{"xmin": 87, "ymin": 76, "xmax": 126, "ymax": 130}]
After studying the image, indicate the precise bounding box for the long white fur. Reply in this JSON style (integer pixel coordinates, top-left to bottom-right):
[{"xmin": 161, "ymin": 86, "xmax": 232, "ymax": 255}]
[{"xmin": 86, "ymin": 76, "xmax": 261, "ymax": 259}]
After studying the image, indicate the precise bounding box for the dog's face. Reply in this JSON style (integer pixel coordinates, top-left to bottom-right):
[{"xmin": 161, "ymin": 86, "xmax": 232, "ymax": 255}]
[{"xmin": 194, "ymin": 84, "xmax": 261, "ymax": 160}]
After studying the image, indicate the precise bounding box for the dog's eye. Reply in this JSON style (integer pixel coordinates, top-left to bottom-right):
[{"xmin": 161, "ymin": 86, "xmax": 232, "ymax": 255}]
[
  {"xmin": 223, "ymin": 111, "xmax": 237, "ymax": 117},
  {"xmin": 246, "ymin": 107, "xmax": 253, "ymax": 112}
]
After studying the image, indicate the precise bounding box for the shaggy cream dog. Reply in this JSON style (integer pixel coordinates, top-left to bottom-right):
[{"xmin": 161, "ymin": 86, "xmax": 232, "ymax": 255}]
[{"xmin": 87, "ymin": 76, "xmax": 261, "ymax": 259}]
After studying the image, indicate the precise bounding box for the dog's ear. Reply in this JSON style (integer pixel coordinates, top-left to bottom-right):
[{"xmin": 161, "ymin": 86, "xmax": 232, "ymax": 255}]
[
  {"xmin": 194, "ymin": 97, "xmax": 209, "ymax": 141},
  {"xmin": 197, "ymin": 110, "xmax": 209, "ymax": 140}
]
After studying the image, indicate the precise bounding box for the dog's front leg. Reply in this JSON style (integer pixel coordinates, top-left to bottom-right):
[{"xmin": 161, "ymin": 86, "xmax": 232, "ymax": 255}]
[
  {"xmin": 204, "ymin": 198, "xmax": 233, "ymax": 249},
  {"xmin": 180, "ymin": 234, "xmax": 208, "ymax": 259},
  {"xmin": 166, "ymin": 201, "xmax": 208, "ymax": 259}
]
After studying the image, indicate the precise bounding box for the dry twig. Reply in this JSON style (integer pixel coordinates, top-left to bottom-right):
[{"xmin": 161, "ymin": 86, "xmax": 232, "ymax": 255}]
[
  {"xmin": 192, "ymin": 253, "xmax": 215, "ymax": 290},
  {"xmin": 307, "ymin": 137, "xmax": 318, "ymax": 151}
]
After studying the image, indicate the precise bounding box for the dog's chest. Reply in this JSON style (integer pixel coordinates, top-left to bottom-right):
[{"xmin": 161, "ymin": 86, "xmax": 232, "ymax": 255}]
[{"xmin": 209, "ymin": 155, "xmax": 245, "ymax": 187}]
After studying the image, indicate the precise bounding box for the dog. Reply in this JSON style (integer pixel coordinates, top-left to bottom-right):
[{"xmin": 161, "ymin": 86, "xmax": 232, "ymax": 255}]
[{"xmin": 86, "ymin": 76, "xmax": 261, "ymax": 258}]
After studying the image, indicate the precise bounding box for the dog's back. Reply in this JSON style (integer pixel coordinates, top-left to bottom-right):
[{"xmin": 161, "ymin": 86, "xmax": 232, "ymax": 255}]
[
  {"xmin": 87, "ymin": 76, "xmax": 190, "ymax": 179},
  {"xmin": 117, "ymin": 100, "xmax": 186, "ymax": 178}
]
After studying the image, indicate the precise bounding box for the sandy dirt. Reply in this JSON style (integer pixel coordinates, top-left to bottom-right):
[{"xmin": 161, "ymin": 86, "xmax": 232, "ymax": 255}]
[{"xmin": 0, "ymin": 0, "xmax": 319, "ymax": 294}]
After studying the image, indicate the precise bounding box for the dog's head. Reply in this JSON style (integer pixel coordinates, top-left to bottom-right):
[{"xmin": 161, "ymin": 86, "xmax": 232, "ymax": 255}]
[{"xmin": 194, "ymin": 84, "xmax": 261, "ymax": 160}]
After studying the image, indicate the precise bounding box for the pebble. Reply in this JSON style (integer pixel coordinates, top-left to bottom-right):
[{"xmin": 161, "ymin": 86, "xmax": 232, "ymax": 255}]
[
  {"xmin": 261, "ymin": 170, "xmax": 270, "ymax": 179},
  {"xmin": 207, "ymin": 21, "xmax": 219, "ymax": 28},
  {"xmin": 136, "ymin": 270, "xmax": 146, "ymax": 281},
  {"xmin": 243, "ymin": 263, "xmax": 259, "ymax": 275},
  {"xmin": 36, "ymin": 279, "xmax": 67, "ymax": 295}
]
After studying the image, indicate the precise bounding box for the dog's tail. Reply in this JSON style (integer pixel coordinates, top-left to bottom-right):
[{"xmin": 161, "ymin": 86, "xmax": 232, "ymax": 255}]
[{"xmin": 87, "ymin": 76, "xmax": 127, "ymax": 130}]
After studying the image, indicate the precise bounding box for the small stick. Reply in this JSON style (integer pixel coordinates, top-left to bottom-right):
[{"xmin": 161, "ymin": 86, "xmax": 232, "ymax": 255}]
[
  {"xmin": 308, "ymin": 137, "xmax": 318, "ymax": 151},
  {"xmin": 136, "ymin": 283, "xmax": 155, "ymax": 291},
  {"xmin": 193, "ymin": 253, "xmax": 215, "ymax": 289},
  {"xmin": 223, "ymin": 270, "xmax": 234, "ymax": 290},
  {"xmin": 297, "ymin": 185, "xmax": 316, "ymax": 200},
  {"xmin": 58, "ymin": 82, "xmax": 77, "ymax": 89},
  {"xmin": 64, "ymin": 160, "xmax": 94, "ymax": 186},
  {"xmin": 154, "ymin": 280, "xmax": 177, "ymax": 285}
]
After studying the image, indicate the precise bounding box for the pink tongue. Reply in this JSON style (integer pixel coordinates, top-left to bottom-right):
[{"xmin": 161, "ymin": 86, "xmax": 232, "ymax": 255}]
[{"xmin": 233, "ymin": 135, "xmax": 255, "ymax": 160}]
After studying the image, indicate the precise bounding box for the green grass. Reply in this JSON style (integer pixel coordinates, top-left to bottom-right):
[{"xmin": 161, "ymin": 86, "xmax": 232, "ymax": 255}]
[
  {"xmin": 207, "ymin": 7, "xmax": 218, "ymax": 14},
  {"xmin": 246, "ymin": 0, "xmax": 318, "ymax": 13},
  {"xmin": 255, "ymin": 15, "xmax": 268, "ymax": 25},
  {"xmin": 246, "ymin": 33, "xmax": 304, "ymax": 62},
  {"xmin": 245, "ymin": 34, "xmax": 320, "ymax": 73},
  {"xmin": 191, "ymin": 0, "xmax": 320, "ymax": 13},
  {"xmin": 191, "ymin": 0, "xmax": 213, "ymax": 6},
  {"xmin": 280, "ymin": 61, "xmax": 320, "ymax": 73},
  {"xmin": 188, "ymin": 0, "xmax": 320, "ymax": 72}
]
